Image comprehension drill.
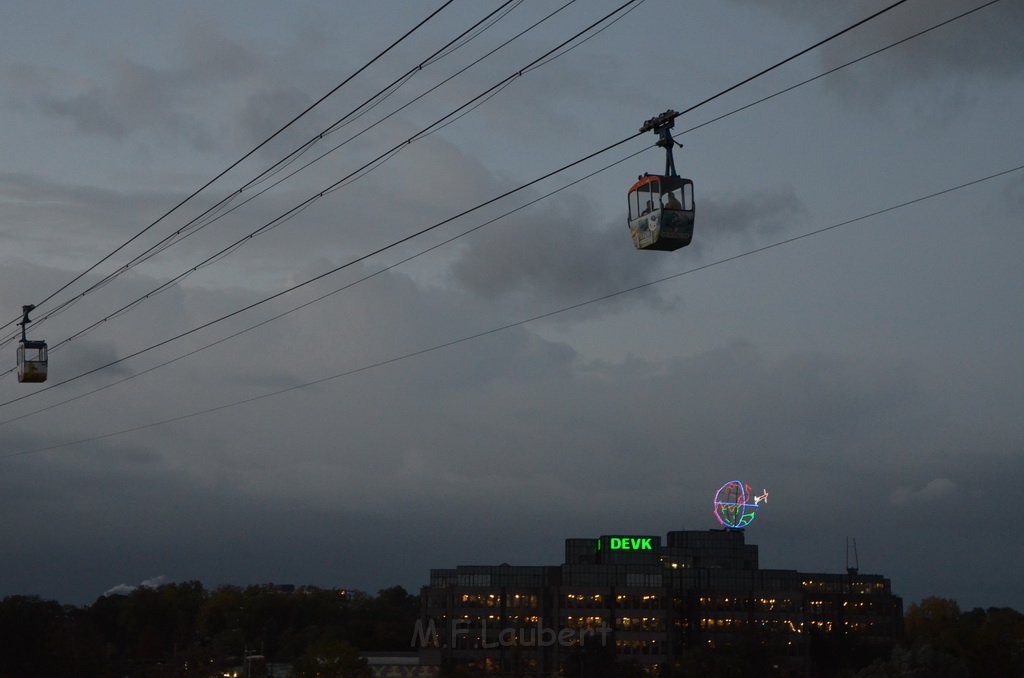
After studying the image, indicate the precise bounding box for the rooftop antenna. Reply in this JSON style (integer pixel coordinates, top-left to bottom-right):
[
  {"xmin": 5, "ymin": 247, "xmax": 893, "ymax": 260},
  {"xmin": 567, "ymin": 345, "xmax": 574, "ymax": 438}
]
[{"xmin": 846, "ymin": 536, "xmax": 859, "ymax": 575}]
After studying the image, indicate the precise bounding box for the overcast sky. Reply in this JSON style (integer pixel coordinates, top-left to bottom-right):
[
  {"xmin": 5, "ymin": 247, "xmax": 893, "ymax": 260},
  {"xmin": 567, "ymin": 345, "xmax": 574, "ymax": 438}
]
[{"xmin": 1, "ymin": 0, "xmax": 1022, "ymax": 611}]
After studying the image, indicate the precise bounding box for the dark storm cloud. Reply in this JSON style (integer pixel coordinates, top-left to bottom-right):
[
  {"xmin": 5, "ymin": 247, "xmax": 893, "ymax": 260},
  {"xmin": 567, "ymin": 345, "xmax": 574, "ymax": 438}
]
[
  {"xmin": 728, "ymin": 0, "xmax": 1024, "ymax": 103},
  {"xmin": 39, "ymin": 338, "xmax": 133, "ymax": 384},
  {"xmin": 448, "ymin": 186, "xmax": 806, "ymax": 309},
  {"xmin": 447, "ymin": 193, "xmax": 670, "ymax": 308},
  {"xmin": 843, "ymin": 447, "xmax": 1024, "ymax": 609},
  {"xmin": 0, "ymin": 160, "xmax": 356, "ymax": 302},
  {"xmin": 1, "ymin": 0, "xmax": 1020, "ymax": 616},
  {"xmin": 177, "ymin": 18, "xmax": 255, "ymax": 84},
  {"xmin": 687, "ymin": 186, "xmax": 807, "ymax": 258},
  {"xmin": 0, "ymin": 434, "xmax": 244, "ymax": 602},
  {"xmin": 0, "ymin": 171, "xmax": 183, "ymax": 249},
  {"xmin": 8, "ymin": 17, "xmax": 311, "ymax": 152},
  {"xmin": 1004, "ymin": 171, "xmax": 1024, "ymax": 209},
  {"xmin": 471, "ymin": 44, "xmax": 644, "ymax": 147},
  {"xmin": 35, "ymin": 57, "xmax": 219, "ymax": 149},
  {"xmin": 0, "ymin": 311, "xmax": 581, "ymax": 599},
  {"xmin": 0, "ymin": 252, "xmax": 1020, "ymax": 608},
  {"xmin": 288, "ymin": 339, "xmax": 932, "ymax": 513},
  {"xmin": 239, "ymin": 85, "xmax": 315, "ymax": 145}
]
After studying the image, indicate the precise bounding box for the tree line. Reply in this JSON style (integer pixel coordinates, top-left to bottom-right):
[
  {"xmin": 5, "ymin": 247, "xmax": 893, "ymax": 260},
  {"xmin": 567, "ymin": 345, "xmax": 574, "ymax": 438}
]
[
  {"xmin": 851, "ymin": 596, "xmax": 1024, "ymax": 678},
  {"xmin": 666, "ymin": 597, "xmax": 1024, "ymax": 678},
  {"xmin": 0, "ymin": 582, "xmax": 417, "ymax": 677},
  {"xmin": 0, "ymin": 586, "xmax": 1021, "ymax": 677}
]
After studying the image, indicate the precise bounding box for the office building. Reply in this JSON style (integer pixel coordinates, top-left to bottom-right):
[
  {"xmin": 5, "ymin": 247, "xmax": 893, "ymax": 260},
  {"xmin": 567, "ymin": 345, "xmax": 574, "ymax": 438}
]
[{"xmin": 418, "ymin": 529, "xmax": 901, "ymax": 675}]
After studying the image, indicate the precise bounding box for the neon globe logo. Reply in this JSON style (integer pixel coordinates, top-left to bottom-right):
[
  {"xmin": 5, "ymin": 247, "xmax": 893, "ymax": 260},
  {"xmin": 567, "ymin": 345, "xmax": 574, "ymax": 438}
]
[{"xmin": 713, "ymin": 480, "xmax": 768, "ymax": 528}]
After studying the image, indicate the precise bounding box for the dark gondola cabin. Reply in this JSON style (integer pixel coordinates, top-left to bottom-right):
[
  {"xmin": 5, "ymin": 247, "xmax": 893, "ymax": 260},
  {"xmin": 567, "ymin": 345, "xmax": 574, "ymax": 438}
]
[
  {"xmin": 16, "ymin": 304, "xmax": 47, "ymax": 383},
  {"xmin": 627, "ymin": 174, "xmax": 694, "ymax": 251},
  {"xmin": 17, "ymin": 340, "xmax": 47, "ymax": 383}
]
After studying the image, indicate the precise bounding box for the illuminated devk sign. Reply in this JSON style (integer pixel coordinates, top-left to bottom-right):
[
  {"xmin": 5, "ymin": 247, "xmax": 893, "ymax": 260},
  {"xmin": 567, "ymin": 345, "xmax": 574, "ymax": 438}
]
[
  {"xmin": 595, "ymin": 535, "xmax": 660, "ymax": 556},
  {"xmin": 599, "ymin": 537, "xmax": 654, "ymax": 551}
]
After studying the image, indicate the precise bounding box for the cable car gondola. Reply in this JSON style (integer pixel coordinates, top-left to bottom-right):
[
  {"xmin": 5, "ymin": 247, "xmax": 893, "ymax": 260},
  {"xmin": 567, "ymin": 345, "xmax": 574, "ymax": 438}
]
[
  {"xmin": 17, "ymin": 304, "xmax": 47, "ymax": 383},
  {"xmin": 627, "ymin": 110, "xmax": 695, "ymax": 251}
]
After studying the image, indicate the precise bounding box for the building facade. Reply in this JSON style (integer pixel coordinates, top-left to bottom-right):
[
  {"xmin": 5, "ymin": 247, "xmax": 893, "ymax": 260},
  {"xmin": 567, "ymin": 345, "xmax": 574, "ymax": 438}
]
[{"xmin": 418, "ymin": 529, "xmax": 902, "ymax": 676}]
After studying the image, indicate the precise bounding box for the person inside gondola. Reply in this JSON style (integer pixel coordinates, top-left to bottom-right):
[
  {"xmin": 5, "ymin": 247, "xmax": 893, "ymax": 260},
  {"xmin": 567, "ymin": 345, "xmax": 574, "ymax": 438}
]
[
  {"xmin": 641, "ymin": 199, "xmax": 654, "ymax": 215},
  {"xmin": 663, "ymin": 191, "xmax": 681, "ymax": 210}
]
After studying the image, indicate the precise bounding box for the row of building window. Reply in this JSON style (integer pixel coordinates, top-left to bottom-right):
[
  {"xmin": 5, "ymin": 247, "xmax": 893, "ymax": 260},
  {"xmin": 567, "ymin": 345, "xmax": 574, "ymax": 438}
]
[
  {"xmin": 801, "ymin": 579, "xmax": 888, "ymax": 594},
  {"xmin": 697, "ymin": 618, "xmax": 881, "ymax": 633},
  {"xmin": 699, "ymin": 618, "xmax": 799, "ymax": 633},
  {"xmin": 617, "ymin": 616, "xmax": 665, "ymax": 632},
  {"xmin": 698, "ymin": 595, "xmax": 884, "ymax": 614},
  {"xmin": 442, "ymin": 595, "xmax": 886, "ymax": 617},
  {"xmin": 487, "ymin": 615, "xmax": 885, "ymax": 632},
  {"xmin": 440, "ymin": 592, "xmax": 888, "ymax": 618},
  {"xmin": 563, "ymin": 615, "xmax": 605, "ymax": 629},
  {"xmin": 699, "ymin": 595, "xmax": 798, "ymax": 611},
  {"xmin": 457, "ymin": 593, "xmax": 540, "ymax": 608},
  {"xmin": 454, "ymin": 614, "xmax": 542, "ymax": 626},
  {"xmin": 451, "ymin": 614, "xmax": 666, "ymax": 632},
  {"xmin": 615, "ymin": 639, "xmax": 661, "ymax": 655},
  {"xmin": 563, "ymin": 593, "xmax": 662, "ymax": 609}
]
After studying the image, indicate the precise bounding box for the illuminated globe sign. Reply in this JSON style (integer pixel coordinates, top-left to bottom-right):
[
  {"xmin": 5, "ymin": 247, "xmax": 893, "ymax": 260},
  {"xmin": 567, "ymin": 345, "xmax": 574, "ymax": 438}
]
[{"xmin": 713, "ymin": 480, "xmax": 768, "ymax": 528}]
